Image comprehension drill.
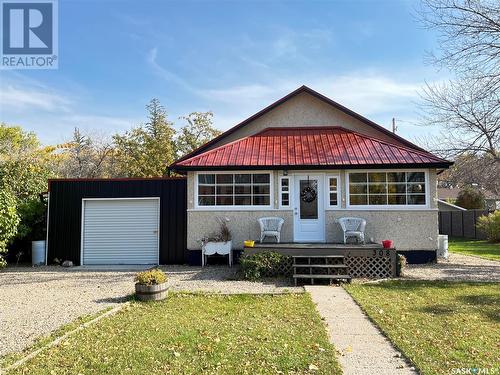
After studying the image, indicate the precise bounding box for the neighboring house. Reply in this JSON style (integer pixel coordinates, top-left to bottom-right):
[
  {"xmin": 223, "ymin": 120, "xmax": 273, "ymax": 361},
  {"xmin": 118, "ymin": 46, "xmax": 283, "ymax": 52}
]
[
  {"xmin": 438, "ymin": 187, "xmax": 499, "ymax": 211},
  {"xmin": 170, "ymin": 86, "xmax": 452, "ymax": 254},
  {"xmin": 46, "ymin": 85, "xmax": 452, "ymax": 267}
]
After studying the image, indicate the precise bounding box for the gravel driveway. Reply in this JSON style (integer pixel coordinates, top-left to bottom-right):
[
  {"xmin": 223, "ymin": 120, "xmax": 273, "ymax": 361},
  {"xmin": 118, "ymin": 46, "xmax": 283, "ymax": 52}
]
[
  {"xmin": 404, "ymin": 253, "xmax": 500, "ymax": 282},
  {"xmin": 0, "ymin": 265, "xmax": 299, "ymax": 357}
]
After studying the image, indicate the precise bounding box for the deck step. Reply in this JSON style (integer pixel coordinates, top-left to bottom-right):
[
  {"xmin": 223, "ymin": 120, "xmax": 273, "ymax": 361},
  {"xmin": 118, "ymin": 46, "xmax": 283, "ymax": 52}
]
[
  {"xmin": 293, "ymin": 274, "xmax": 351, "ymax": 279},
  {"xmin": 293, "ymin": 264, "xmax": 348, "ymax": 269},
  {"xmin": 292, "ymin": 255, "xmax": 344, "ymax": 258}
]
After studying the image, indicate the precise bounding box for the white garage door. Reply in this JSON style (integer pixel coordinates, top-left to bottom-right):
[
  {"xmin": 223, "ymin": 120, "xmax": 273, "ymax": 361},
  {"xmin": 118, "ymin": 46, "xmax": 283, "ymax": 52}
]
[{"xmin": 82, "ymin": 198, "xmax": 159, "ymax": 265}]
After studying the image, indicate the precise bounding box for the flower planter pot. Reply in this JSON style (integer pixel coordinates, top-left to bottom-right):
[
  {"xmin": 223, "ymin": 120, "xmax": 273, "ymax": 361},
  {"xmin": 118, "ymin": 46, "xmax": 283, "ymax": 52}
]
[
  {"xmin": 382, "ymin": 240, "xmax": 394, "ymax": 249},
  {"xmin": 135, "ymin": 282, "xmax": 168, "ymax": 301},
  {"xmin": 202, "ymin": 240, "xmax": 232, "ymax": 266}
]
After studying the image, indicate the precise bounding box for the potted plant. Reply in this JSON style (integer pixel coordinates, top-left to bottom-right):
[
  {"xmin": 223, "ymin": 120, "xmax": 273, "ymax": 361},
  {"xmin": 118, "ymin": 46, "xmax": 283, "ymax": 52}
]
[
  {"xmin": 134, "ymin": 269, "xmax": 168, "ymax": 301},
  {"xmin": 200, "ymin": 217, "xmax": 232, "ymax": 266}
]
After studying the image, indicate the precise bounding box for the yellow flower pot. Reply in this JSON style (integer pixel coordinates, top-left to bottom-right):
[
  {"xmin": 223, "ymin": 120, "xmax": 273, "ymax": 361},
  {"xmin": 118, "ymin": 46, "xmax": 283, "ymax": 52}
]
[{"xmin": 244, "ymin": 240, "xmax": 255, "ymax": 248}]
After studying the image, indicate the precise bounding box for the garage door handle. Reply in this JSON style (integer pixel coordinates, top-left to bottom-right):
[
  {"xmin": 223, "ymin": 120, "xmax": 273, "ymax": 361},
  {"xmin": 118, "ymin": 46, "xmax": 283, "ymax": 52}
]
[{"xmin": 153, "ymin": 230, "xmax": 158, "ymax": 234}]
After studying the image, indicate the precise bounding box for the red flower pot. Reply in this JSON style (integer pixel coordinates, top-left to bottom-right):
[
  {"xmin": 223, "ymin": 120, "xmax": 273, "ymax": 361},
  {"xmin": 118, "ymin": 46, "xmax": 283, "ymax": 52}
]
[{"xmin": 382, "ymin": 240, "xmax": 394, "ymax": 249}]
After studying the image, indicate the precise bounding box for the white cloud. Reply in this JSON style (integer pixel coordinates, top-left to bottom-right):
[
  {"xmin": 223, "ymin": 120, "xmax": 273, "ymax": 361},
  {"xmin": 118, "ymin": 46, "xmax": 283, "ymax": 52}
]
[
  {"xmin": 60, "ymin": 114, "xmax": 138, "ymax": 131},
  {"xmin": 312, "ymin": 74, "xmax": 422, "ymax": 115},
  {"xmin": 200, "ymin": 73, "xmax": 425, "ymax": 116},
  {"xmin": 0, "ymin": 75, "xmax": 139, "ymax": 144},
  {"xmin": 199, "ymin": 84, "xmax": 279, "ymax": 104},
  {"xmin": 0, "ymin": 84, "xmax": 72, "ymax": 112},
  {"xmin": 147, "ymin": 48, "xmax": 197, "ymax": 93}
]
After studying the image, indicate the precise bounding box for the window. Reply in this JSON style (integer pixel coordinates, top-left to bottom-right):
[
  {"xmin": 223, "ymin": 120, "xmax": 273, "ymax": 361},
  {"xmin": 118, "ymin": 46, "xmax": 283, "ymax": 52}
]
[
  {"xmin": 197, "ymin": 173, "xmax": 271, "ymax": 207},
  {"xmin": 279, "ymin": 176, "xmax": 290, "ymax": 208},
  {"xmin": 327, "ymin": 176, "xmax": 340, "ymax": 207},
  {"xmin": 348, "ymin": 171, "xmax": 426, "ymax": 206}
]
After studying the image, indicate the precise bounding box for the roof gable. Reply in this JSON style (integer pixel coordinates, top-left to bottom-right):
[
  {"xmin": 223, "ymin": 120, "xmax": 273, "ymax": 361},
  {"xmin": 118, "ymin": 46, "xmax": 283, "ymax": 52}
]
[
  {"xmin": 174, "ymin": 85, "xmax": 428, "ymax": 165},
  {"xmin": 172, "ymin": 126, "xmax": 451, "ymax": 170}
]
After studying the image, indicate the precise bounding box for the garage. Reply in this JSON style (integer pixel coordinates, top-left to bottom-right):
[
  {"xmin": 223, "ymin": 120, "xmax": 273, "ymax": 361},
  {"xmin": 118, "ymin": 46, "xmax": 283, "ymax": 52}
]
[
  {"xmin": 46, "ymin": 178, "xmax": 188, "ymax": 266},
  {"xmin": 82, "ymin": 198, "xmax": 160, "ymax": 265}
]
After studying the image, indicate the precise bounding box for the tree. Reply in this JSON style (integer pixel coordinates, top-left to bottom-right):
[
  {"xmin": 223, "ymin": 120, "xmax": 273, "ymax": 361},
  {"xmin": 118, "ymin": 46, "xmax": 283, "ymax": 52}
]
[
  {"xmin": 418, "ymin": 0, "xmax": 500, "ymax": 86},
  {"xmin": 418, "ymin": 0, "xmax": 500, "ymax": 162},
  {"xmin": 0, "ymin": 188, "xmax": 20, "ymax": 268},
  {"xmin": 176, "ymin": 112, "xmax": 221, "ymax": 158},
  {"xmin": 0, "ymin": 124, "xmax": 54, "ymax": 266},
  {"xmin": 113, "ymin": 99, "xmax": 176, "ymax": 177},
  {"xmin": 455, "ymin": 186, "xmax": 485, "ymax": 209},
  {"xmin": 419, "ymin": 78, "xmax": 499, "ymax": 161},
  {"xmin": 438, "ymin": 153, "xmax": 500, "ymax": 195},
  {"xmin": 0, "ymin": 124, "xmax": 54, "ymax": 202},
  {"xmin": 57, "ymin": 128, "xmax": 116, "ymax": 178}
]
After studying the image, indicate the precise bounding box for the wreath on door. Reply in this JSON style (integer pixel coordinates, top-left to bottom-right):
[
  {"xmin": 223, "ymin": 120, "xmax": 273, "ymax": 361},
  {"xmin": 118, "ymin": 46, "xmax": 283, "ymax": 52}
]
[{"xmin": 301, "ymin": 186, "xmax": 317, "ymax": 203}]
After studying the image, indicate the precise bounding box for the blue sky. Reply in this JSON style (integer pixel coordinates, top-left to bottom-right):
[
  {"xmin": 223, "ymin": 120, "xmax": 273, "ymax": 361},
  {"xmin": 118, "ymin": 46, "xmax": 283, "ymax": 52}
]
[{"xmin": 0, "ymin": 0, "xmax": 446, "ymax": 145}]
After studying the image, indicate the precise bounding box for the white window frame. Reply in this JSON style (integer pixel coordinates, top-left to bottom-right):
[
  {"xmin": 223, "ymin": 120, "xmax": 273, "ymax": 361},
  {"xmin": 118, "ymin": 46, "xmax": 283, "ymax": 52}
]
[
  {"xmin": 194, "ymin": 171, "xmax": 273, "ymax": 210},
  {"xmin": 325, "ymin": 174, "xmax": 341, "ymax": 209},
  {"xmin": 346, "ymin": 169, "xmax": 430, "ymax": 210},
  {"xmin": 279, "ymin": 176, "xmax": 293, "ymax": 209}
]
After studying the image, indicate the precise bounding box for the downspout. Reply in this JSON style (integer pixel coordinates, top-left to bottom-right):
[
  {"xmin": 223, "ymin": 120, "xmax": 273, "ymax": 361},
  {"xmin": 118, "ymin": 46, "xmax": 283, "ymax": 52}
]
[{"xmin": 44, "ymin": 192, "xmax": 50, "ymax": 265}]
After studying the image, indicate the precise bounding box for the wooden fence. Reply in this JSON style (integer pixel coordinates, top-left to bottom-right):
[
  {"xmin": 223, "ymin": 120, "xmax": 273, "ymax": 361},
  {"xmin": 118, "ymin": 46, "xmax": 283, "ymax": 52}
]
[{"xmin": 438, "ymin": 210, "xmax": 489, "ymax": 239}]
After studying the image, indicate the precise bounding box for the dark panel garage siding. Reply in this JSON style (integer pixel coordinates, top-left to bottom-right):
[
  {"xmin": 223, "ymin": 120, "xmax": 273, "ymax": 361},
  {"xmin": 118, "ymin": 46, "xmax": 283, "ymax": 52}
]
[{"xmin": 47, "ymin": 178, "xmax": 187, "ymax": 265}]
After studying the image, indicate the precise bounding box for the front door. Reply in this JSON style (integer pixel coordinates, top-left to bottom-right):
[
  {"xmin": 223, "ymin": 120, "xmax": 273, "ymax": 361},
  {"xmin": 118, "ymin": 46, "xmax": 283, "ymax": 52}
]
[{"xmin": 293, "ymin": 175, "xmax": 325, "ymax": 242}]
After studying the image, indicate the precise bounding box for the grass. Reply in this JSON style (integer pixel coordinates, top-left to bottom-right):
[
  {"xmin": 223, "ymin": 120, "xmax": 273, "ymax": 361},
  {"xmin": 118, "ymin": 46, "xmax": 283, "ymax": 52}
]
[
  {"xmin": 448, "ymin": 237, "xmax": 500, "ymax": 261},
  {"xmin": 6, "ymin": 293, "xmax": 341, "ymax": 375},
  {"xmin": 0, "ymin": 308, "xmax": 113, "ymax": 369},
  {"xmin": 346, "ymin": 281, "xmax": 500, "ymax": 375}
]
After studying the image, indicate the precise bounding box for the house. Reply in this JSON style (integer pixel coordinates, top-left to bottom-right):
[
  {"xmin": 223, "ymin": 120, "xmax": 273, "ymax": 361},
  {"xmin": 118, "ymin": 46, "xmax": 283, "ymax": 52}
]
[
  {"xmin": 438, "ymin": 187, "xmax": 499, "ymax": 211},
  {"xmin": 170, "ymin": 86, "xmax": 452, "ymax": 260},
  {"xmin": 46, "ymin": 85, "xmax": 452, "ymax": 268}
]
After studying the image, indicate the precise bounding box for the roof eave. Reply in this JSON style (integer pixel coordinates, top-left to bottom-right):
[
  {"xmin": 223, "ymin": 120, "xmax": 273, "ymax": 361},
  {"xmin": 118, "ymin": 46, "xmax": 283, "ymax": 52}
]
[{"xmin": 171, "ymin": 161, "xmax": 453, "ymax": 172}]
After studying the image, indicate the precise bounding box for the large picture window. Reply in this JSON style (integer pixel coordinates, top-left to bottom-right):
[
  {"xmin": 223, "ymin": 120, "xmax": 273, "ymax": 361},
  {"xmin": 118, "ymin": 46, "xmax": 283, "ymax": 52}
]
[
  {"xmin": 348, "ymin": 171, "xmax": 426, "ymax": 206},
  {"xmin": 197, "ymin": 173, "xmax": 271, "ymax": 207}
]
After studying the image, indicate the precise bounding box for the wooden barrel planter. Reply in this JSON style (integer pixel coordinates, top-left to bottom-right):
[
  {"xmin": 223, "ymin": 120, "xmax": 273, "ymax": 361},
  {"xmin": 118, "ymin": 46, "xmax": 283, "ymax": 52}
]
[{"xmin": 135, "ymin": 283, "xmax": 168, "ymax": 301}]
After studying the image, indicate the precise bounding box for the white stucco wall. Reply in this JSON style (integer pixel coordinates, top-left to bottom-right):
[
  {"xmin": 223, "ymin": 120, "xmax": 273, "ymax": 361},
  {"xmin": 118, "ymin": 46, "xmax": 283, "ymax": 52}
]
[{"xmin": 186, "ymin": 169, "xmax": 439, "ymax": 251}]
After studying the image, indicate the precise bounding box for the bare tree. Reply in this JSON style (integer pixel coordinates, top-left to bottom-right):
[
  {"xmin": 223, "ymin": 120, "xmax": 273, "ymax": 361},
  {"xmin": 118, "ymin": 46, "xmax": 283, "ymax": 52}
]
[
  {"xmin": 419, "ymin": 78, "xmax": 499, "ymax": 161},
  {"xmin": 417, "ymin": 0, "xmax": 500, "ymax": 164},
  {"xmin": 418, "ymin": 0, "xmax": 500, "ymax": 85},
  {"xmin": 438, "ymin": 153, "xmax": 500, "ymax": 195},
  {"xmin": 57, "ymin": 128, "xmax": 116, "ymax": 178}
]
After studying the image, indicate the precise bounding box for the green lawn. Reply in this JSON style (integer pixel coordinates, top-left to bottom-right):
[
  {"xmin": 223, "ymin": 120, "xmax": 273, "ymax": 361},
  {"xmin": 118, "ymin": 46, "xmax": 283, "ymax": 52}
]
[
  {"xmin": 346, "ymin": 281, "xmax": 500, "ymax": 375},
  {"xmin": 449, "ymin": 237, "xmax": 500, "ymax": 261},
  {"xmin": 6, "ymin": 293, "xmax": 341, "ymax": 375}
]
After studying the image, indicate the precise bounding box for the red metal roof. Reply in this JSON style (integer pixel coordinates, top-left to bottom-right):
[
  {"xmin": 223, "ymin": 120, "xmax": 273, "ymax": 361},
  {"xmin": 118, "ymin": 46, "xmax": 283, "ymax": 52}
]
[
  {"xmin": 174, "ymin": 85, "xmax": 428, "ymax": 165},
  {"xmin": 172, "ymin": 127, "xmax": 451, "ymax": 170}
]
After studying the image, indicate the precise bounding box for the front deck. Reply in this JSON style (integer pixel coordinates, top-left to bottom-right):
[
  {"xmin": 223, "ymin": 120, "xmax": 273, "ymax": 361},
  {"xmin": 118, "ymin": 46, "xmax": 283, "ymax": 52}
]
[
  {"xmin": 245, "ymin": 242, "xmax": 386, "ymax": 256},
  {"xmin": 244, "ymin": 242, "xmax": 398, "ymax": 279}
]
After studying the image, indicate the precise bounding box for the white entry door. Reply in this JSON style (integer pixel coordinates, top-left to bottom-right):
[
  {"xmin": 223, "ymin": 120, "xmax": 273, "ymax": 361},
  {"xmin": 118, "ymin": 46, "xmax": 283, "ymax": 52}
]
[
  {"xmin": 82, "ymin": 198, "xmax": 160, "ymax": 265},
  {"xmin": 293, "ymin": 175, "xmax": 325, "ymax": 242}
]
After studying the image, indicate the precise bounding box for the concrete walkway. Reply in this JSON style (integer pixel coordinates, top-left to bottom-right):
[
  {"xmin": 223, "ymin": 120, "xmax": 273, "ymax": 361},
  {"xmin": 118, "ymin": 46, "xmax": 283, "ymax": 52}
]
[{"xmin": 306, "ymin": 285, "xmax": 417, "ymax": 375}]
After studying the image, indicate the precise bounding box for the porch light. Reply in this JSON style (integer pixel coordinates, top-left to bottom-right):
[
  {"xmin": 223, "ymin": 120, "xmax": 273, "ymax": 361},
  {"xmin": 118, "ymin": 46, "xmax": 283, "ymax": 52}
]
[{"xmin": 283, "ymin": 170, "xmax": 288, "ymax": 176}]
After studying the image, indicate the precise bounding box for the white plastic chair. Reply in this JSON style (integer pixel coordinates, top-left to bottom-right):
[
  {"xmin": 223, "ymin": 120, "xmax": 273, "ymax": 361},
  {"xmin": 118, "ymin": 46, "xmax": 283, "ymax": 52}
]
[
  {"xmin": 337, "ymin": 217, "xmax": 366, "ymax": 244},
  {"xmin": 258, "ymin": 217, "xmax": 285, "ymax": 243}
]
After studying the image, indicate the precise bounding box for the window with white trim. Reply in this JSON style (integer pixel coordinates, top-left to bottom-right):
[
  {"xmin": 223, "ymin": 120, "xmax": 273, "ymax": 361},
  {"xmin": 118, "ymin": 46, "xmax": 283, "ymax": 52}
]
[
  {"xmin": 348, "ymin": 171, "xmax": 426, "ymax": 206},
  {"xmin": 327, "ymin": 176, "xmax": 340, "ymax": 207},
  {"xmin": 279, "ymin": 176, "xmax": 290, "ymax": 208},
  {"xmin": 197, "ymin": 173, "xmax": 271, "ymax": 207}
]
